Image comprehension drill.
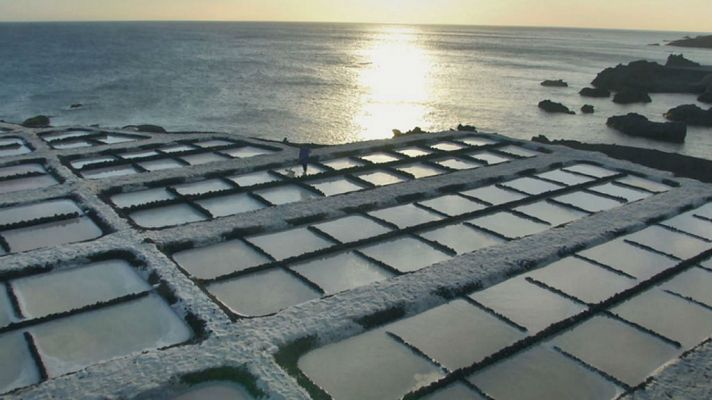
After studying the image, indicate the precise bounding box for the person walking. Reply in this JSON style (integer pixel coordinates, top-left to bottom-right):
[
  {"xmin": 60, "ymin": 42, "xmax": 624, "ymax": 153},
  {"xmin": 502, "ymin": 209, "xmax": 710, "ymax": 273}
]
[{"xmin": 298, "ymin": 146, "xmax": 311, "ymax": 175}]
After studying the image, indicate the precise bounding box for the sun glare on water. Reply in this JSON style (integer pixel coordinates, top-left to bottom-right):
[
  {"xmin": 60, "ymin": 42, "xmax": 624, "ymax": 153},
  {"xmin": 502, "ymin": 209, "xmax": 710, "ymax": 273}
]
[{"xmin": 354, "ymin": 26, "xmax": 434, "ymax": 141}]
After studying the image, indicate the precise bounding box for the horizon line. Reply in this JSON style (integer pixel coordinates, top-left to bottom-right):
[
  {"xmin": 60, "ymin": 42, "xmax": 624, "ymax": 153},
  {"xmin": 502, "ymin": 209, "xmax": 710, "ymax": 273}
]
[{"xmin": 0, "ymin": 19, "xmax": 709, "ymax": 34}]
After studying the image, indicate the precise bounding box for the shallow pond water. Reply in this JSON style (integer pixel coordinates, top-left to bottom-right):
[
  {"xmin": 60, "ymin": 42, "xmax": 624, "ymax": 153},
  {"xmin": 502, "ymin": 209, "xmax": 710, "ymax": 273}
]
[
  {"xmin": 319, "ymin": 157, "xmax": 364, "ymax": 170},
  {"xmin": 456, "ymin": 137, "xmax": 498, "ymax": 147},
  {"xmin": 119, "ymin": 150, "xmax": 160, "ymax": 160},
  {"xmin": 368, "ymin": 204, "xmax": 442, "ymax": 229},
  {"xmin": 469, "ymin": 345, "xmax": 620, "ymax": 400},
  {"xmin": 228, "ymin": 170, "xmax": 281, "ymax": 187},
  {"xmin": 514, "ymin": 200, "xmax": 588, "ymax": 226},
  {"xmin": 130, "ymin": 204, "xmax": 206, "ymax": 229},
  {"xmin": 469, "ymin": 277, "xmax": 586, "ymax": 334},
  {"xmin": 524, "ymin": 257, "xmax": 636, "ymax": 304},
  {"xmin": 172, "ymin": 381, "xmax": 255, "ymax": 400},
  {"xmin": 359, "ymin": 151, "xmax": 401, "ymax": 164},
  {"xmin": 468, "ymin": 211, "xmax": 549, "ymax": 239},
  {"xmin": 395, "ymin": 163, "xmax": 447, "ymax": 179},
  {"xmin": 298, "ymin": 329, "xmax": 443, "ymax": 400},
  {"xmin": 496, "ymin": 145, "xmax": 540, "ymax": 158},
  {"xmin": 51, "ymin": 140, "xmax": 93, "ymax": 150},
  {"xmin": 13, "ymin": 260, "xmax": 150, "ymax": 319},
  {"xmin": 3, "ymin": 217, "xmax": 103, "ymax": 253},
  {"xmin": 137, "ymin": 158, "xmax": 185, "ymax": 172},
  {"xmin": 500, "ymin": 177, "xmax": 565, "ymax": 196},
  {"xmin": 419, "ymin": 224, "xmax": 503, "ymax": 255},
  {"xmin": 208, "ymin": 268, "xmax": 320, "ymax": 316},
  {"xmin": 41, "ymin": 130, "xmax": 90, "ymax": 142},
  {"xmin": 354, "ymin": 170, "xmax": 405, "ymax": 186},
  {"xmin": 180, "ymin": 152, "xmax": 229, "ymax": 166},
  {"xmin": 625, "ymin": 226, "xmax": 711, "ymax": 259},
  {"xmin": 253, "ymin": 184, "xmax": 320, "ymax": 205},
  {"xmin": 0, "ymin": 199, "xmax": 81, "ymax": 227},
  {"xmin": 552, "ymin": 191, "xmax": 624, "ymax": 213},
  {"xmin": 0, "ymin": 163, "xmax": 45, "ymax": 177},
  {"xmin": 536, "ymin": 169, "xmax": 595, "ymax": 186},
  {"xmin": 174, "ymin": 239, "xmax": 271, "ymax": 280},
  {"xmin": 661, "ymin": 267, "xmax": 712, "ymax": 308},
  {"xmin": 562, "ymin": 164, "xmax": 618, "ymax": 178},
  {"xmin": 97, "ymin": 134, "xmax": 140, "ymax": 144},
  {"xmin": 0, "ymin": 332, "xmax": 40, "ymax": 394},
  {"xmin": 615, "ymin": 175, "xmax": 671, "ymax": 193},
  {"xmin": 309, "ymin": 177, "xmax": 366, "ymax": 196},
  {"xmin": 421, "ymin": 382, "xmax": 485, "ymax": 400},
  {"xmin": 0, "ymin": 175, "xmax": 58, "ymax": 195},
  {"xmin": 588, "ymin": 183, "xmax": 651, "ymax": 203},
  {"xmin": 660, "ymin": 212, "xmax": 712, "ymax": 241},
  {"xmin": 394, "ymin": 146, "xmax": 432, "ymax": 158},
  {"xmin": 418, "ymin": 195, "xmax": 486, "ymax": 216},
  {"xmin": 461, "ymin": 185, "xmax": 527, "ymax": 205},
  {"xmin": 70, "ymin": 156, "xmax": 116, "ymax": 170},
  {"xmin": 81, "ymin": 164, "xmax": 138, "ymax": 179},
  {"xmin": 247, "ymin": 227, "xmax": 334, "ymax": 261},
  {"xmin": 430, "ymin": 141, "xmax": 467, "ymax": 152},
  {"xmin": 358, "ymin": 236, "xmax": 450, "ymax": 273},
  {"xmin": 173, "ymin": 179, "xmax": 233, "ymax": 196},
  {"xmin": 612, "ymin": 288, "xmax": 712, "ymax": 349},
  {"xmin": 192, "ymin": 139, "xmax": 234, "ymax": 148},
  {"xmin": 196, "ymin": 193, "xmax": 265, "ymax": 218},
  {"xmin": 158, "ymin": 144, "xmax": 197, "ymax": 154},
  {"xmin": 312, "ymin": 215, "xmax": 391, "ymax": 244},
  {"xmin": 290, "ymin": 251, "xmax": 394, "ymax": 294},
  {"xmin": 432, "ymin": 157, "xmax": 481, "ymax": 171},
  {"xmin": 221, "ymin": 146, "xmax": 275, "ymax": 158},
  {"xmin": 388, "ymin": 299, "xmax": 525, "ymax": 370},
  {"xmin": 551, "ymin": 315, "xmax": 680, "ymax": 387},
  {"xmin": 578, "ymin": 239, "xmax": 678, "ymax": 280},
  {"xmin": 31, "ymin": 294, "xmax": 192, "ymax": 377},
  {"xmin": 468, "ymin": 151, "xmax": 510, "ymax": 165},
  {"xmin": 0, "ymin": 138, "xmax": 32, "ymax": 157},
  {"xmin": 111, "ymin": 188, "xmax": 176, "ymax": 209}
]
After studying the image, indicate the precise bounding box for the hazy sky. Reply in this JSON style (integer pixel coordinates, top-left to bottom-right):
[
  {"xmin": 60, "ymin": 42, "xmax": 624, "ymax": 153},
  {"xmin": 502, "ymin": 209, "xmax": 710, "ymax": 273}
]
[{"xmin": 1, "ymin": 0, "xmax": 711, "ymax": 32}]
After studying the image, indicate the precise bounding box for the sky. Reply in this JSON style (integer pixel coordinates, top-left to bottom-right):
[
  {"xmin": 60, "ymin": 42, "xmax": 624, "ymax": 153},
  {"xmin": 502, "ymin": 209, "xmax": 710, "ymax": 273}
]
[{"xmin": 0, "ymin": 0, "xmax": 711, "ymax": 32}]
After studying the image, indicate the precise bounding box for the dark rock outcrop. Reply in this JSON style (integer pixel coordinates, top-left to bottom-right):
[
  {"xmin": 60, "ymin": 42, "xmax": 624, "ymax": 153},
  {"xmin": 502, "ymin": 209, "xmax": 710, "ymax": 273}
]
[
  {"xmin": 392, "ymin": 127, "xmax": 428, "ymax": 137},
  {"xmin": 664, "ymin": 104, "xmax": 712, "ymax": 126},
  {"xmin": 532, "ymin": 135, "xmax": 712, "ymax": 184},
  {"xmin": 699, "ymin": 91, "xmax": 712, "ymax": 104},
  {"xmin": 541, "ymin": 79, "xmax": 568, "ymax": 87},
  {"xmin": 669, "ymin": 35, "xmax": 712, "ymax": 49},
  {"xmin": 122, "ymin": 124, "xmax": 167, "ymax": 133},
  {"xmin": 607, "ymin": 113, "xmax": 686, "ymax": 143},
  {"xmin": 579, "ymin": 87, "xmax": 610, "ymax": 98},
  {"xmin": 22, "ymin": 115, "xmax": 50, "ymax": 128},
  {"xmin": 665, "ymin": 54, "xmax": 701, "ymax": 68},
  {"xmin": 456, "ymin": 124, "xmax": 477, "ymax": 132},
  {"xmin": 581, "ymin": 105, "xmax": 595, "ymax": 114},
  {"xmin": 538, "ymin": 100, "xmax": 575, "ymax": 115},
  {"xmin": 592, "ymin": 60, "xmax": 711, "ymax": 94},
  {"xmin": 613, "ymin": 88, "xmax": 652, "ymax": 104},
  {"xmin": 70, "ymin": 103, "xmax": 83, "ymax": 109}
]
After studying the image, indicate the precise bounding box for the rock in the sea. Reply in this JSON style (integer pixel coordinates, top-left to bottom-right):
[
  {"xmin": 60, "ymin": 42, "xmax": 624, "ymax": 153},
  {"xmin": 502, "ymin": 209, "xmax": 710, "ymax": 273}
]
[
  {"xmin": 665, "ymin": 54, "xmax": 701, "ymax": 68},
  {"xmin": 664, "ymin": 104, "xmax": 712, "ymax": 126},
  {"xmin": 541, "ymin": 79, "xmax": 568, "ymax": 87},
  {"xmin": 613, "ymin": 88, "xmax": 652, "ymax": 104},
  {"xmin": 607, "ymin": 113, "xmax": 686, "ymax": 143},
  {"xmin": 699, "ymin": 91, "xmax": 712, "ymax": 104},
  {"xmin": 592, "ymin": 60, "xmax": 710, "ymax": 93},
  {"xmin": 393, "ymin": 127, "xmax": 427, "ymax": 138},
  {"xmin": 70, "ymin": 103, "xmax": 83, "ymax": 109},
  {"xmin": 579, "ymin": 87, "xmax": 610, "ymax": 98},
  {"xmin": 668, "ymin": 35, "xmax": 712, "ymax": 49},
  {"xmin": 456, "ymin": 124, "xmax": 477, "ymax": 132},
  {"xmin": 538, "ymin": 100, "xmax": 575, "ymax": 115},
  {"xmin": 21, "ymin": 115, "xmax": 50, "ymax": 128},
  {"xmin": 122, "ymin": 124, "xmax": 167, "ymax": 133},
  {"xmin": 581, "ymin": 105, "xmax": 595, "ymax": 114}
]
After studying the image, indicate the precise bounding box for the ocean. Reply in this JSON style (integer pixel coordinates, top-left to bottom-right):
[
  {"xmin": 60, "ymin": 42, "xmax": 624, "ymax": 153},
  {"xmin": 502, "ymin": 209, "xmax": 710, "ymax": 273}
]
[{"xmin": 1, "ymin": 22, "xmax": 711, "ymax": 158}]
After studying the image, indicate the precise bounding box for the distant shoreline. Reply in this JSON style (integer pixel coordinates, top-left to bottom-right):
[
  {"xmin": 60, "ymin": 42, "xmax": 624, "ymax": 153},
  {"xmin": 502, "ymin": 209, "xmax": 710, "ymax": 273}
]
[{"xmin": 669, "ymin": 34, "xmax": 712, "ymax": 49}]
